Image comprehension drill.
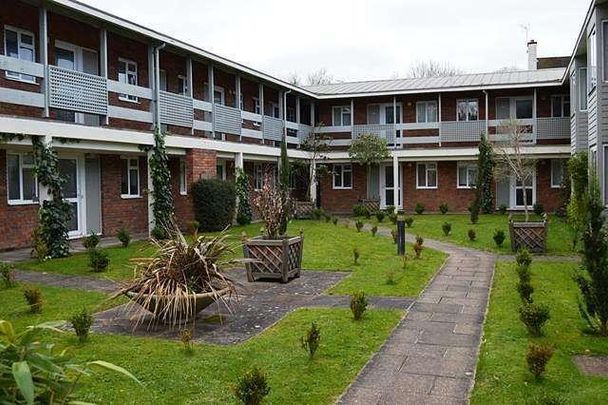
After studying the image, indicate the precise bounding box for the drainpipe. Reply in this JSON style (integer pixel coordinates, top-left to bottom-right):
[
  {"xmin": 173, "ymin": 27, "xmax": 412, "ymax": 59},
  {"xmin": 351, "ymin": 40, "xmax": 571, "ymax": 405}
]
[{"xmin": 154, "ymin": 43, "xmax": 166, "ymax": 130}]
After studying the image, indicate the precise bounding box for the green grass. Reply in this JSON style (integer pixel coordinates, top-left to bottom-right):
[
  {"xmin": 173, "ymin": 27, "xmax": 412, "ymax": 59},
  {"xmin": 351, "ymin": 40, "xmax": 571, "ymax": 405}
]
[
  {"xmin": 0, "ymin": 284, "xmax": 402, "ymax": 404},
  {"xmin": 471, "ymin": 261, "xmax": 608, "ymax": 404},
  {"xmin": 18, "ymin": 220, "xmax": 447, "ymax": 297},
  {"xmin": 360, "ymin": 214, "xmax": 575, "ymax": 255}
]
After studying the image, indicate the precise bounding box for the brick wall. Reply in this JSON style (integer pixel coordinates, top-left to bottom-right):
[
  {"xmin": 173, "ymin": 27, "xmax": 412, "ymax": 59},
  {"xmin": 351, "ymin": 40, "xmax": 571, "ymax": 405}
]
[
  {"xmin": 319, "ymin": 163, "xmax": 367, "ymax": 214},
  {"xmin": 536, "ymin": 159, "xmax": 563, "ymax": 213}
]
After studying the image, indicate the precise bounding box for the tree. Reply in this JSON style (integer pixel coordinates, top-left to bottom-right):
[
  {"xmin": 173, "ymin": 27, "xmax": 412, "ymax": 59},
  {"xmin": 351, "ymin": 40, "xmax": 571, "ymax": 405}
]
[
  {"xmin": 298, "ymin": 124, "xmax": 331, "ymax": 203},
  {"xmin": 476, "ymin": 133, "xmax": 495, "ymax": 214},
  {"xmin": 285, "ymin": 72, "xmax": 301, "ymax": 86},
  {"xmin": 149, "ymin": 128, "xmax": 175, "ymax": 236},
  {"xmin": 348, "ymin": 133, "xmax": 390, "ymax": 167},
  {"xmin": 407, "ymin": 60, "xmax": 464, "ymax": 78},
  {"xmin": 306, "ymin": 68, "xmax": 333, "ymax": 86},
  {"xmin": 567, "ymin": 152, "xmax": 588, "ymax": 250}
]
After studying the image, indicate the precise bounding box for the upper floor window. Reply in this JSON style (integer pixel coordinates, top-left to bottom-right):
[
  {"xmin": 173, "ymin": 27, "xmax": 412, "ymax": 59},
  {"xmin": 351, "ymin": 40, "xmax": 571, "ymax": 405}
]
[
  {"xmin": 118, "ymin": 59, "xmax": 138, "ymax": 102},
  {"xmin": 332, "ymin": 164, "xmax": 352, "ymax": 189},
  {"xmin": 214, "ymin": 86, "xmax": 225, "ymax": 105},
  {"xmin": 496, "ymin": 97, "xmax": 533, "ymax": 120},
  {"xmin": 384, "ymin": 105, "xmax": 402, "ymax": 124},
  {"xmin": 179, "ymin": 158, "xmax": 187, "ymax": 195},
  {"xmin": 7, "ymin": 153, "xmax": 38, "ymax": 204},
  {"xmin": 178, "ymin": 75, "xmax": 188, "ymax": 96},
  {"xmin": 457, "ymin": 163, "xmax": 477, "ymax": 189},
  {"xmin": 287, "ymin": 107, "xmax": 296, "ymax": 122},
  {"xmin": 416, "ymin": 101, "xmax": 438, "ymax": 123},
  {"xmin": 589, "ymin": 27, "xmax": 597, "ymax": 92},
  {"xmin": 457, "ymin": 99, "xmax": 478, "ymax": 121},
  {"xmin": 120, "ymin": 158, "xmax": 140, "ymax": 198},
  {"xmin": 332, "ymin": 106, "xmax": 351, "ymax": 126},
  {"xmin": 4, "ymin": 26, "xmax": 36, "ymax": 83},
  {"xmin": 252, "ymin": 97, "xmax": 261, "ymax": 114},
  {"xmin": 416, "ymin": 162, "xmax": 437, "ymax": 189},
  {"xmin": 270, "ymin": 102, "xmax": 280, "ymax": 118},
  {"xmin": 551, "ymin": 95, "xmax": 570, "ymax": 118},
  {"xmin": 579, "ymin": 67, "xmax": 588, "ymax": 111}
]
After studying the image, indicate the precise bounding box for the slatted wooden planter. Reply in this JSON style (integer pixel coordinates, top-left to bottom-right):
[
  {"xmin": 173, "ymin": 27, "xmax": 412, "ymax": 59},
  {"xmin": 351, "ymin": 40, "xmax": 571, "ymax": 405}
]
[
  {"xmin": 294, "ymin": 201, "xmax": 314, "ymax": 219},
  {"xmin": 358, "ymin": 199, "xmax": 380, "ymax": 213},
  {"xmin": 243, "ymin": 235, "xmax": 304, "ymax": 283},
  {"xmin": 509, "ymin": 215, "xmax": 548, "ymax": 253}
]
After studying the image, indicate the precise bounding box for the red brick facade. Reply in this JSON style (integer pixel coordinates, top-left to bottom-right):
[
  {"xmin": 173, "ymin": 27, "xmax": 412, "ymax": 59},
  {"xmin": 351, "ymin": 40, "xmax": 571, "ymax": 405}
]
[{"xmin": 319, "ymin": 163, "xmax": 367, "ymax": 214}]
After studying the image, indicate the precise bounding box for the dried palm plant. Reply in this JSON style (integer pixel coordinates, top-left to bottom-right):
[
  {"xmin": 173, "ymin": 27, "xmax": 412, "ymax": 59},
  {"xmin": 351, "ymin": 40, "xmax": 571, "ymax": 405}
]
[{"xmin": 114, "ymin": 223, "xmax": 240, "ymax": 328}]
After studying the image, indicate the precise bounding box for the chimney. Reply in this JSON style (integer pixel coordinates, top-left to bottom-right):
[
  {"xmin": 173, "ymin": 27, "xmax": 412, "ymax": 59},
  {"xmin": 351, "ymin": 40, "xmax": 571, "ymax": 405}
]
[{"xmin": 527, "ymin": 40, "xmax": 538, "ymax": 70}]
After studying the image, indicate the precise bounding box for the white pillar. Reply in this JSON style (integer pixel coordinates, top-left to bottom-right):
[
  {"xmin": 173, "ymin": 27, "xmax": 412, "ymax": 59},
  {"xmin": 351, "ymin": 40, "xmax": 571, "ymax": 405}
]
[
  {"xmin": 39, "ymin": 7, "xmax": 49, "ymax": 118},
  {"xmin": 310, "ymin": 160, "xmax": 317, "ymax": 204},
  {"xmin": 392, "ymin": 154, "xmax": 399, "ymax": 210},
  {"xmin": 187, "ymin": 57, "xmax": 193, "ymax": 134},
  {"xmin": 235, "ymin": 74, "xmax": 241, "ymax": 109},
  {"xmin": 209, "ymin": 64, "xmax": 215, "ymax": 138},
  {"xmin": 533, "ymin": 88, "xmax": 537, "ymax": 143},
  {"xmin": 154, "ymin": 46, "xmax": 161, "ymax": 128},
  {"xmin": 393, "ymin": 95, "xmax": 397, "ymax": 144},
  {"xmin": 148, "ymin": 45, "xmax": 156, "ymax": 127},
  {"xmin": 485, "ymin": 90, "xmax": 489, "ymax": 136},
  {"xmin": 296, "ymin": 96, "xmax": 301, "ymax": 124},
  {"xmin": 259, "ymin": 83, "xmax": 264, "ymax": 144},
  {"xmin": 438, "ymin": 93, "xmax": 442, "ymax": 147},
  {"xmin": 100, "ymin": 28, "xmax": 109, "ymax": 125}
]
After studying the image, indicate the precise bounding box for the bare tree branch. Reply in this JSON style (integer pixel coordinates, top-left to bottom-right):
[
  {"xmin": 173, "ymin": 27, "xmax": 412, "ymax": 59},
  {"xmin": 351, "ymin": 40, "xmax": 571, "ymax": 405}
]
[
  {"xmin": 407, "ymin": 60, "xmax": 464, "ymax": 78},
  {"xmin": 306, "ymin": 68, "xmax": 333, "ymax": 86}
]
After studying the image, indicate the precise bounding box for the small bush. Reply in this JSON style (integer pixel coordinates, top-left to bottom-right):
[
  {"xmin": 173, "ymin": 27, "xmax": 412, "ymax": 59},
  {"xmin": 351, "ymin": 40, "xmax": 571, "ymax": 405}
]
[
  {"xmin": 516, "ymin": 263, "xmax": 532, "ymax": 284},
  {"xmin": 516, "ymin": 248, "xmax": 532, "ymax": 269},
  {"xmin": 350, "ymin": 291, "xmax": 368, "ymax": 320},
  {"xmin": 151, "ymin": 226, "xmax": 167, "ymax": 240},
  {"xmin": 311, "ymin": 208, "xmax": 325, "ymax": 220},
  {"xmin": 414, "ymin": 203, "xmax": 425, "ymax": 215},
  {"xmin": 31, "ymin": 226, "xmax": 49, "ymax": 262},
  {"xmin": 88, "ymin": 248, "xmax": 110, "ymax": 273},
  {"xmin": 442, "ymin": 222, "xmax": 452, "ymax": 236},
  {"xmin": 179, "ymin": 328, "xmax": 194, "ymax": 354},
  {"xmin": 332, "ymin": 217, "xmax": 338, "ymax": 225},
  {"xmin": 385, "ymin": 205, "xmax": 395, "ymax": 215},
  {"xmin": 415, "ymin": 235, "xmax": 424, "ymax": 246},
  {"xmin": 391, "ymin": 229, "xmax": 397, "ymax": 244},
  {"xmin": 353, "ymin": 204, "xmax": 369, "ymax": 218},
  {"xmin": 519, "ymin": 303, "xmax": 551, "ymax": 337},
  {"xmin": 301, "ymin": 322, "xmax": 321, "ymax": 360},
  {"xmin": 353, "ymin": 247, "xmax": 360, "ymax": 265},
  {"xmin": 355, "ymin": 220, "xmax": 364, "ymax": 232},
  {"xmin": 23, "ymin": 286, "xmax": 42, "ymax": 313},
  {"xmin": 188, "ymin": 220, "xmax": 200, "ymax": 236},
  {"xmin": 375, "ymin": 211, "xmax": 385, "ymax": 223},
  {"xmin": 498, "ymin": 204, "xmax": 508, "ymax": 215},
  {"xmin": 526, "ymin": 343, "xmax": 554, "ymax": 379},
  {"xmin": 388, "ymin": 213, "xmax": 397, "ymax": 224},
  {"xmin": 370, "ymin": 226, "xmax": 378, "ymax": 237},
  {"xmin": 1, "ymin": 263, "xmax": 17, "ymax": 288},
  {"xmin": 469, "ymin": 200, "xmax": 480, "ymax": 224},
  {"xmin": 193, "ymin": 178, "xmax": 236, "ymax": 232},
  {"xmin": 233, "ymin": 367, "xmax": 270, "ymax": 405},
  {"xmin": 439, "ymin": 202, "xmax": 449, "ymax": 214},
  {"xmin": 385, "ymin": 269, "xmax": 397, "ymax": 285},
  {"xmin": 493, "ymin": 230, "xmax": 506, "ymax": 247},
  {"xmin": 404, "ymin": 217, "xmax": 414, "ymax": 228},
  {"xmin": 70, "ymin": 308, "xmax": 93, "ymax": 343},
  {"xmin": 414, "ymin": 235, "xmax": 424, "ymax": 259},
  {"xmin": 533, "ymin": 202, "xmax": 545, "ymax": 216},
  {"xmin": 82, "ymin": 231, "xmax": 100, "ymax": 250},
  {"xmin": 323, "ymin": 212, "xmax": 332, "ymax": 223},
  {"xmin": 517, "ymin": 280, "xmax": 534, "ymax": 303},
  {"xmin": 468, "ymin": 229, "xmax": 476, "ymax": 241},
  {"xmin": 117, "ymin": 227, "xmax": 131, "ymax": 248}
]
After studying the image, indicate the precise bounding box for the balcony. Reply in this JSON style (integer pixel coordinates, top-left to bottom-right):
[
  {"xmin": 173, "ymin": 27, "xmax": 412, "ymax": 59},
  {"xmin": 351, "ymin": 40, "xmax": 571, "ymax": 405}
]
[
  {"xmin": 159, "ymin": 91, "xmax": 193, "ymax": 128},
  {"xmin": 440, "ymin": 120, "xmax": 486, "ymax": 143},
  {"xmin": 213, "ymin": 104, "xmax": 241, "ymax": 136},
  {"xmin": 48, "ymin": 65, "xmax": 108, "ymax": 116},
  {"xmin": 536, "ymin": 117, "xmax": 570, "ymax": 140},
  {"xmin": 352, "ymin": 124, "xmax": 395, "ymax": 142}
]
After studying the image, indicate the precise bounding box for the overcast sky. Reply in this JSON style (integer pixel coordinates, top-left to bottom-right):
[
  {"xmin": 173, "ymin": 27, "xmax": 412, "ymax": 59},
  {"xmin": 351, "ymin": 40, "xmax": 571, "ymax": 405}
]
[{"xmin": 82, "ymin": 0, "xmax": 588, "ymax": 83}]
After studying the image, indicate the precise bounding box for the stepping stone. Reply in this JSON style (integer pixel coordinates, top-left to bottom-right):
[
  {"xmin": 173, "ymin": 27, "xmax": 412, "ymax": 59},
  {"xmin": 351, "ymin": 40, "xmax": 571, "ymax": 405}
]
[{"xmin": 573, "ymin": 355, "xmax": 608, "ymax": 377}]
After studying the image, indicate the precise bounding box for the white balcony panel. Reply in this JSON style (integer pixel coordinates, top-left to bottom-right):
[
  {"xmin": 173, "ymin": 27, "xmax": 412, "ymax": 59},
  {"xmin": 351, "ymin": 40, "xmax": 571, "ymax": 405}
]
[
  {"xmin": 159, "ymin": 90, "xmax": 193, "ymax": 127},
  {"xmin": 241, "ymin": 110, "xmax": 262, "ymax": 122},
  {"xmin": 398, "ymin": 136, "xmax": 441, "ymax": 144},
  {"xmin": 398, "ymin": 122, "xmax": 439, "ymax": 130},
  {"xmin": 286, "ymin": 136, "xmax": 299, "ymax": 144},
  {"xmin": 263, "ymin": 116, "xmax": 283, "ymax": 141},
  {"xmin": 0, "ymin": 55, "xmax": 44, "ymax": 78},
  {"xmin": 536, "ymin": 117, "xmax": 570, "ymax": 140},
  {"xmin": 298, "ymin": 124, "xmax": 313, "ymax": 142},
  {"xmin": 317, "ymin": 125, "xmax": 352, "ymax": 133},
  {"xmin": 193, "ymin": 120, "xmax": 212, "ymax": 132},
  {"xmin": 0, "ymin": 87, "xmax": 44, "ymax": 108},
  {"xmin": 213, "ymin": 104, "xmax": 241, "ymax": 135},
  {"xmin": 352, "ymin": 124, "xmax": 395, "ymax": 143},
  {"xmin": 48, "ymin": 66, "xmax": 108, "ymax": 115},
  {"xmin": 193, "ymin": 99, "xmax": 212, "ymax": 112},
  {"xmin": 440, "ymin": 121, "xmax": 485, "ymax": 142},
  {"xmin": 242, "ymin": 128, "xmax": 263, "ymax": 139},
  {"xmin": 107, "ymin": 80, "xmax": 153, "ymax": 99},
  {"xmin": 285, "ymin": 121, "xmax": 299, "ymax": 130},
  {"xmin": 107, "ymin": 105, "xmax": 153, "ymax": 123}
]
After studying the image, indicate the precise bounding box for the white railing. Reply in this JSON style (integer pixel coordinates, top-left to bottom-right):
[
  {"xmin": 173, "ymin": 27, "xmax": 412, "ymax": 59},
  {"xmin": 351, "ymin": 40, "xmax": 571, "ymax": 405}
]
[
  {"xmin": 298, "ymin": 124, "xmax": 313, "ymax": 142},
  {"xmin": 159, "ymin": 90, "xmax": 193, "ymax": 128},
  {"xmin": 48, "ymin": 65, "xmax": 107, "ymax": 115},
  {"xmin": 263, "ymin": 116, "xmax": 284, "ymax": 141},
  {"xmin": 536, "ymin": 117, "xmax": 570, "ymax": 140},
  {"xmin": 213, "ymin": 104, "xmax": 241, "ymax": 136},
  {"xmin": 352, "ymin": 124, "xmax": 396, "ymax": 143},
  {"xmin": 440, "ymin": 120, "xmax": 485, "ymax": 143}
]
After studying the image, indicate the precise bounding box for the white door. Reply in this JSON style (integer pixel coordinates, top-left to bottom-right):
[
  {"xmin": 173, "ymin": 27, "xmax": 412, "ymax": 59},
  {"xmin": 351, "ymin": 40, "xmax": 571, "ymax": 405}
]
[
  {"xmin": 510, "ymin": 173, "xmax": 536, "ymax": 209},
  {"xmin": 58, "ymin": 157, "xmax": 85, "ymax": 238},
  {"xmin": 380, "ymin": 164, "xmax": 402, "ymax": 209}
]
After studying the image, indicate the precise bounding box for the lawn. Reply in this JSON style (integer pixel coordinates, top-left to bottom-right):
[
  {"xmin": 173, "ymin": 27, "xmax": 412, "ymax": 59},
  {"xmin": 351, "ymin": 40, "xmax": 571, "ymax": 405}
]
[
  {"xmin": 0, "ymin": 284, "xmax": 403, "ymax": 404},
  {"xmin": 18, "ymin": 220, "xmax": 447, "ymax": 297},
  {"xmin": 471, "ymin": 261, "xmax": 608, "ymax": 404},
  {"xmin": 359, "ymin": 213, "xmax": 575, "ymax": 255}
]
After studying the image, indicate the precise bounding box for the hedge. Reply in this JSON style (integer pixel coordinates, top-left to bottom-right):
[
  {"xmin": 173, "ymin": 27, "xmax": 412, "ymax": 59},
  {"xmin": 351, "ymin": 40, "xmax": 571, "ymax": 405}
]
[{"xmin": 192, "ymin": 178, "xmax": 236, "ymax": 231}]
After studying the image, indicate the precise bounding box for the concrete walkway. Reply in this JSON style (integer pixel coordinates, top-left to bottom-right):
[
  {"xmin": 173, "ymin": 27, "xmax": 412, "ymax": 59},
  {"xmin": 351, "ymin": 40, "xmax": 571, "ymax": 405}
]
[{"xmin": 339, "ymin": 225, "xmax": 496, "ymax": 405}]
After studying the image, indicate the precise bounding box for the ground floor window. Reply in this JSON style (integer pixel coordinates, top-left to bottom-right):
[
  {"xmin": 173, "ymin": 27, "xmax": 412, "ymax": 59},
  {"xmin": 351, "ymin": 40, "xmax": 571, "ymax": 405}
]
[
  {"xmin": 121, "ymin": 157, "xmax": 140, "ymax": 198},
  {"xmin": 254, "ymin": 163, "xmax": 263, "ymax": 191},
  {"xmin": 332, "ymin": 164, "xmax": 352, "ymax": 189},
  {"xmin": 551, "ymin": 159, "xmax": 565, "ymax": 188},
  {"xmin": 416, "ymin": 162, "xmax": 437, "ymax": 189},
  {"xmin": 457, "ymin": 163, "xmax": 477, "ymax": 189},
  {"xmin": 7, "ymin": 153, "xmax": 38, "ymax": 204},
  {"xmin": 514, "ymin": 175, "xmax": 534, "ymax": 207},
  {"xmin": 179, "ymin": 158, "xmax": 187, "ymax": 195}
]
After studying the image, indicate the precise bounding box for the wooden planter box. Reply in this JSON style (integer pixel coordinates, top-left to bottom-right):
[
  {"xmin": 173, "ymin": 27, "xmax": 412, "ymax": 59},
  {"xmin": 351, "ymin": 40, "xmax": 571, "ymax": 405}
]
[
  {"xmin": 509, "ymin": 217, "xmax": 548, "ymax": 253},
  {"xmin": 294, "ymin": 201, "xmax": 314, "ymax": 219},
  {"xmin": 358, "ymin": 199, "xmax": 380, "ymax": 213},
  {"xmin": 243, "ymin": 235, "xmax": 304, "ymax": 283}
]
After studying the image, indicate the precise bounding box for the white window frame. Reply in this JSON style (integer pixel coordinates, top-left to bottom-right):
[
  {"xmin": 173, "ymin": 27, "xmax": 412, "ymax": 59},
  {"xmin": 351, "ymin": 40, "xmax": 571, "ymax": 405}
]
[
  {"xmin": 178, "ymin": 75, "xmax": 188, "ymax": 96},
  {"xmin": 214, "ymin": 86, "xmax": 225, "ymax": 105},
  {"xmin": 511, "ymin": 173, "xmax": 536, "ymax": 209},
  {"xmin": 495, "ymin": 96, "xmax": 534, "ymax": 120},
  {"xmin": 416, "ymin": 162, "xmax": 438, "ymax": 189},
  {"xmin": 216, "ymin": 161, "xmax": 226, "ymax": 181},
  {"xmin": 332, "ymin": 164, "xmax": 353, "ymax": 190},
  {"xmin": 252, "ymin": 97, "xmax": 261, "ymax": 114},
  {"xmin": 179, "ymin": 158, "xmax": 187, "ymax": 195},
  {"xmin": 6, "ymin": 153, "xmax": 38, "ymax": 205},
  {"xmin": 118, "ymin": 58, "xmax": 138, "ymax": 103},
  {"xmin": 456, "ymin": 99, "xmax": 479, "ymax": 121},
  {"xmin": 121, "ymin": 157, "xmax": 140, "ymax": 199},
  {"xmin": 457, "ymin": 162, "xmax": 478, "ymax": 189},
  {"xmin": 551, "ymin": 160, "xmax": 565, "ymax": 189},
  {"xmin": 253, "ymin": 163, "xmax": 263, "ymax": 191},
  {"xmin": 589, "ymin": 26, "xmax": 597, "ymax": 92},
  {"xmin": 270, "ymin": 102, "xmax": 280, "ymax": 118},
  {"xmin": 4, "ymin": 25, "xmax": 37, "ymax": 84},
  {"xmin": 579, "ymin": 67, "xmax": 588, "ymax": 111},
  {"xmin": 332, "ymin": 106, "xmax": 352, "ymax": 126},
  {"xmin": 551, "ymin": 95, "xmax": 570, "ymax": 118},
  {"xmin": 416, "ymin": 101, "xmax": 438, "ymax": 123}
]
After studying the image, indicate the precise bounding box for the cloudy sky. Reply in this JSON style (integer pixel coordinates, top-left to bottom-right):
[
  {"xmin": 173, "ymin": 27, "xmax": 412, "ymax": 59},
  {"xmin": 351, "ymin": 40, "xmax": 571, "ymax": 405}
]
[{"xmin": 82, "ymin": 0, "xmax": 588, "ymax": 83}]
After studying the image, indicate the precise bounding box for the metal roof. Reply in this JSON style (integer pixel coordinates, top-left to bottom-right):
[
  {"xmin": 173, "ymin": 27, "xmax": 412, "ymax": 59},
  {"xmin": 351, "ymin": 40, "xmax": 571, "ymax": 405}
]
[{"xmin": 304, "ymin": 68, "xmax": 567, "ymax": 98}]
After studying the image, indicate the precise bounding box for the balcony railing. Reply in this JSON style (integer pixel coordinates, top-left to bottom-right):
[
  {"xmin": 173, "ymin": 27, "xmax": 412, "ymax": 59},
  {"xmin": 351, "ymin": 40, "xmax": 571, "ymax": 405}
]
[
  {"xmin": 298, "ymin": 124, "xmax": 312, "ymax": 142},
  {"xmin": 440, "ymin": 120, "xmax": 485, "ymax": 143},
  {"xmin": 213, "ymin": 104, "xmax": 241, "ymax": 136},
  {"xmin": 536, "ymin": 117, "xmax": 570, "ymax": 140},
  {"xmin": 352, "ymin": 124, "xmax": 396, "ymax": 143},
  {"xmin": 159, "ymin": 90, "xmax": 193, "ymax": 128},
  {"xmin": 48, "ymin": 65, "xmax": 108, "ymax": 116},
  {"xmin": 263, "ymin": 116, "xmax": 284, "ymax": 141}
]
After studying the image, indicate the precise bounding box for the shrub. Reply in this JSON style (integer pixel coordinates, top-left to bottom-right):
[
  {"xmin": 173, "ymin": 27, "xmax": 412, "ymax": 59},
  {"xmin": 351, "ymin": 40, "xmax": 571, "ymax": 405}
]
[
  {"xmin": 88, "ymin": 248, "xmax": 110, "ymax": 273},
  {"xmin": 414, "ymin": 203, "xmax": 425, "ymax": 215},
  {"xmin": 469, "ymin": 199, "xmax": 480, "ymax": 224},
  {"xmin": 439, "ymin": 202, "xmax": 449, "ymax": 214},
  {"xmin": 323, "ymin": 212, "xmax": 332, "ymax": 223},
  {"xmin": 498, "ymin": 204, "xmax": 508, "ymax": 215},
  {"xmin": 23, "ymin": 286, "xmax": 42, "ymax": 313},
  {"xmin": 353, "ymin": 204, "xmax": 369, "ymax": 218},
  {"xmin": 117, "ymin": 227, "xmax": 131, "ymax": 248},
  {"xmin": 533, "ymin": 202, "xmax": 545, "ymax": 216},
  {"xmin": 493, "ymin": 229, "xmax": 506, "ymax": 247},
  {"xmin": 404, "ymin": 217, "xmax": 414, "ymax": 228},
  {"xmin": 188, "ymin": 220, "xmax": 200, "ymax": 236},
  {"xmin": 70, "ymin": 308, "xmax": 94, "ymax": 343},
  {"xmin": 301, "ymin": 322, "xmax": 321, "ymax": 360},
  {"xmin": 468, "ymin": 229, "xmax": 476, "ymax": 241},
  {"xmin": 233, "ymin": 367, "xmax": 270, "ymax": 405},
  {"xmin": 375, "ymin": 211, "xmax": 385, "ymax": 222},
  {"xmin": 235, "ymin": 168, "xmax": 253, "ymax": 226},
  {"xmin": 179, "ymin": 328, "xmax": 194, "ymax": 354},
  {"xmin": 414, "ymin": 235, "xmax": 424, "ymax": 259},
  {"xmin": 353, "ymin": 247, "xmax": 360, "ymax": 265},
  {"xmin": 311, "ymin": 208, "xmax": 325, "ymax": 220},
  {"xmin": 82, "ymin": 231, "xmax": 100, "ymax": 250},
  {"xmin": 385, "ymin": 205, "xmax": 395, "ymax": 215},
  {"xmin": 370, "ymin": 226, "xmax": 378, "ymax": 237},
  {"xmin": 442, "ymin": 222, "xmax": 452, "ymax": 236},
  {"xmin": 526, "ymin": 343, "xmax": 554, "ymax": 379},
  {"xmin": 151, "ymin": 226, "xmax": 167, "ymax": 240},
  {"xmin": 350, "ymin": 291, "xmax": 368, "ymax": 320},
  {"xmin": 329, "ymin": 217, "xmax": 337, "ymax": 225},
  {"xmin": 516, "ymin": 263, "xmax": 532, "ymax": 284},
  {"xmin": 363, "ymin": 208, "xmax": 371, "ymax": 219},
  {"xmin": 355, "ymin": 220, "xmax": 364, "ymax": 232},
  {"xmin": 519, "ymin": 303, "xmax": 551, "ymax": 337},
  {"xmin": 516, "ymin": 248, "xmax": 532, "ymax": 269},
  {"xmin": 415, "ymin": 235, "xmax": 424, "ymax": 246},
  {"xmin": 31, "ymin": 226, "xmax": 49, "ymax": 262},
  {"xmin": 193, "ymin": 178, "xmax": 236, "ymax": 232},
  {"xmin": 517, "ymin": 281, "xmax": 534, "ymax": 303},
  {"xmin": 385, "ymin": 270, "xmax": 397, "ymax": 285},
  {"xmin": 1, "ymin": 263, "xmax": 16, "ymax": 289},
  {"xmin": 389, "ymin": 213, "xmax": 398, "ymax": 224},
  {"xmin": 391, "ymin": 229, "xmax": 397, "ymax": 244}
]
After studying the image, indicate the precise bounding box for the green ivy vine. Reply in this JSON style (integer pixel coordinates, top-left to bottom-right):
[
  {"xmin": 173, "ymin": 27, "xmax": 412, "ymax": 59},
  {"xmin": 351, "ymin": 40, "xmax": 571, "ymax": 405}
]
[
  {"xmin": 235, "ymin": 168, "xmax": 252, "ymax": 225},
  {"xmin": 148, "ymin": 127, "xmax": 175, "ymax": 236}
]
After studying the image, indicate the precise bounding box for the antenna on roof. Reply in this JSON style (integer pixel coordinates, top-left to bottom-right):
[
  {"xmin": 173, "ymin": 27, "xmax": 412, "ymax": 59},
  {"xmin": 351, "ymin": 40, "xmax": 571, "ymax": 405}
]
[{"xmin": 520, "ymin": 23, "xmax": 530, "ymax": 44}]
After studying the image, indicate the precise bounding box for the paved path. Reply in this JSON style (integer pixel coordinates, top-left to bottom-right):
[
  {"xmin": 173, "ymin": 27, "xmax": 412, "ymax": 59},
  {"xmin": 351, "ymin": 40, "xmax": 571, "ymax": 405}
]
[{"xmin": 339, "ymin": 224, "xmax": 496, "ymax": 405}]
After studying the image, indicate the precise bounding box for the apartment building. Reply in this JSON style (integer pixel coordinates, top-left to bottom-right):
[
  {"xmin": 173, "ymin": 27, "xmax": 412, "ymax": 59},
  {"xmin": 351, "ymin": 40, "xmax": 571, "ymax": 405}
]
[{"xmin": 0, "ymin": 0, "xmax": 578, "ymax": 251}]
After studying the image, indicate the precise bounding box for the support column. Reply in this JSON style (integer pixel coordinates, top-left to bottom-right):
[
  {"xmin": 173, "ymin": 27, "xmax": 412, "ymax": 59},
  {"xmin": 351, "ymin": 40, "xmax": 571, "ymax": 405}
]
[
  {"xmin": 393, "ymin": 96, "xmax": 397, "ymax": 144},
  {"xmin": 148, "ymin": 45, "xmax": 156, "ymax": 127},
  {"xmin": 438, "ymin": 93, "xmax": 442, "ymax": 146},
  {"xmin": 100, "ymin": 28, "xmax": 109, "ymax": 125},
  {"xmin": 187, "ymin": 56, "xmax": 193, "ymax": 134},
  {"xmin": 147, "ymin": 150, "xmax": 155, "ymax": 236},
  {"xmin": 39, "ymin": 7, "xmax": 49, "ymax": 118},
  {"xmin": 208, "ymin": 64, "xmax": 215, "ymax": 138},
  {"xmin": 153, "ymin": 46, "xmax": 162, "ymax": 129},
  {"xmin": 236, "ymin": 75, "xmax": 242, "ymax": 141},
  {"xmin": 296, "ymin": 97, "xmax": 301, "ymax": 124},
  {"xmin": 259, "ymin": 83, "xmax": 264, "ymax": 144},
  {"xmin": 310, "ymin": 160, "xmax": 317, "ymax": 205},
  {"xmin": 533, "ymin": 88, "xmax": 537, "ymax": 143},
  {"xmin": 392, "ymin": 154, "xmax": 399, "ymax": 210},
  {"xmin": 311, "ymin": 101, "xmax": 315, "ymax": 127},
  {"xmin": 484, "ymin": 90, "xmax": 489, "ymax": 136}
]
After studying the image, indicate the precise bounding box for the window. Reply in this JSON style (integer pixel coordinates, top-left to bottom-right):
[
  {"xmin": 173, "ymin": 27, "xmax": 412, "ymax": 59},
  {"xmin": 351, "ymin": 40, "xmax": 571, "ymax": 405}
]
[
  {"xmin": 4, "ymin": 26, "xmax": 36, "ymax": 83},
  {"xmin": 287, "ymin": 107, "xmax": 296, "ymax": 122},
  {"xmin": 515, "ymin": 175, "xmax": 534, "ymax": 207},
  {"xmin": 179, "ymin": 159, "xmax": 187, "ymax": 195},
  {"xmin": 416, "ymin": 101, "xmax": 438, "ymax": 123},
  {"xmin": 332, "ymin": 106, "xmax": 352, "ymax": 126},
  {"xmin": 7, "ymin": 153, "xmax": 38, "ymax": 204},
  {"xmin": 254, "ymin": 163, "xmax": 263, "ymax": 191},
  {"xmin": 579, "ymin": 67, "xmax": 588, "ymax": 111},
  {"xmin": 270, "ymin": 102, "xmax": 280, "ymax": 118},
  {"xmin": 551, "ymin": 95, "xmax": 570, "ymax": 118},
  {"xmin": 118, "ymin": 59, "xmax": 138, "ymax": 102},
  {"xmin": 603, "ymin": 21, "xmax": 608, "ymax": 82},
  {"xmin": 252, "ymin": 97, "xmax": 261, "ymax": 114},
  {"xmin": 496, "ymin": 97, "xmax": 533, "ymax": 120},
  {"xmin": 239, "ymin": 94, "xmax": 244, "ymax": 111},
  {"xmin": 416, "ymin": 162, "xmax": 437, "ymax": 189},
  {"xmin": 457, "ymin": 163, "xmax": 477, "ymax": 189},
  {"xmin": 515, "ymin": 99, "xmax": 533, "ymax": 119},
  {"xmin": 332, "ymin": 164, "xmax": 352, "ymax": 189},
  {"xmin": 385, "ymin": 105, "xmax": 402, "ymax": 124},
  {"xmin": 457, "ymin": 99, "xmax": 478, "ymax": 121},
  {"xmin": 120, "ymin": 158, "xmax": 140, "ymax": 197},
  {"xmin": 214, "ymin": 86, "xmax": 225, "ymax": 105},
  {"xmin": 178, "ymin": 75, "xmax": 188, "ymax": 96},
  {"xmin": 551, "ymin": 160, "xmax": 565, "ymax": 188},
  {"xmin": 216, "ymin": 163, "xmax": 226, "ymax": 180},
  {"xmin": 589, "ymin": 27, "xmax": 597, "ymax": 91}
]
